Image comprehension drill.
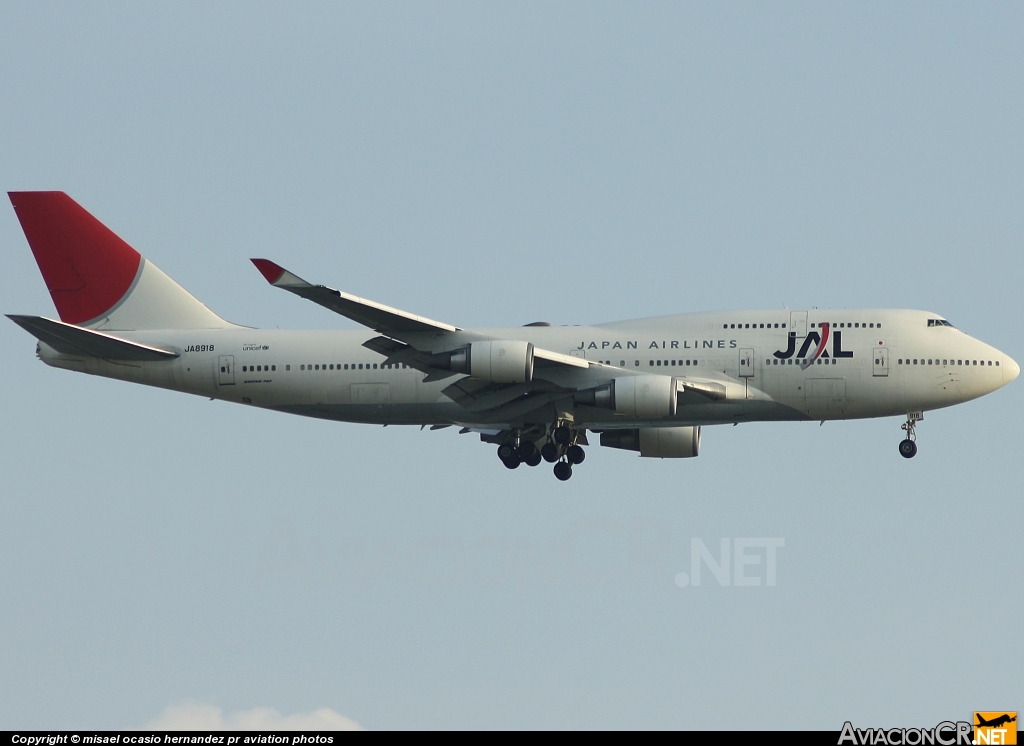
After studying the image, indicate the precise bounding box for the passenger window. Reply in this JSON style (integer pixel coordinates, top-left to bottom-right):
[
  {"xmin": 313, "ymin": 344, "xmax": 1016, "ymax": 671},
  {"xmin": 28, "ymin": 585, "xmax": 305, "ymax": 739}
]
[
  {"xmin": 782, "ymin": 323, "xmax": 786, "ymax": 328},
  {"xmin": 286, "ymin": 365, "xmax": 290, "ymax": 371}
]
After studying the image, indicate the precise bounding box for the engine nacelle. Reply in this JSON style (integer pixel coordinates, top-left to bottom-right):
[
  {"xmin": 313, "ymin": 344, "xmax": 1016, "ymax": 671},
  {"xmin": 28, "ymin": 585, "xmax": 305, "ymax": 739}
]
[
  {"xmin": 600, "ymin": 426, "xmax": 701, "ymax": 458},
  {"xmin": 449, "ymin": 340, "xmax": 534, "ymax": 383},
  {"xmin": 612, "ymin": 375, "xmax": 677, "ymax": 418}
]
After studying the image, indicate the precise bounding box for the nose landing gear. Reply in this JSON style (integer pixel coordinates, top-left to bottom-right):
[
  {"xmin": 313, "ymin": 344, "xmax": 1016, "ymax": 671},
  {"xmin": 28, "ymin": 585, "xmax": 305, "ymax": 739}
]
[{"xmin": 898, "ymin": 412, "xmax": 923, "ymax": 459}]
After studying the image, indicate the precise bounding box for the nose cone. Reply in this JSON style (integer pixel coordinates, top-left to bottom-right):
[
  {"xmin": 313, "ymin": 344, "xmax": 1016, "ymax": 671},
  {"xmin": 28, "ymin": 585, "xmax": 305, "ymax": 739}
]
[{"xmin": 1005, "ymin": 355, "xmax": 1020, "ymax": 385}]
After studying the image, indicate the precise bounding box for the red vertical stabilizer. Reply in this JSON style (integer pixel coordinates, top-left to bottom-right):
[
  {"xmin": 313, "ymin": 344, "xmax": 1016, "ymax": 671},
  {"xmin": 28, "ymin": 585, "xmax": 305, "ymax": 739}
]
[{"xmin": 9, "ymin": 191, "xmax": 142, "ymax": 325}]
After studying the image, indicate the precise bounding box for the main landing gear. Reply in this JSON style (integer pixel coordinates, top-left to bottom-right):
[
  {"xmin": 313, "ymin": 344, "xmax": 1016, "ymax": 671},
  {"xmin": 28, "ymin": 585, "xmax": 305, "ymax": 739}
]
[
  {"xmin": 898, "ymin": 412, "xmax": 923, "ymax": 459},
  {"xmin": 496, "ymin": 423, "xmax": 586, "ymax": 480}
]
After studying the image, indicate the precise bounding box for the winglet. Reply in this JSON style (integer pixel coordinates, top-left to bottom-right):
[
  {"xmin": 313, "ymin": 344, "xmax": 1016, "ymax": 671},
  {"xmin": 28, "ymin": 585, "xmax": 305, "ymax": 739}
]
[
  {"xmin": 251, "ymin": 258, "xmax": 286, "ymax": 284},
  {"xmin": 250, "ymin": 258, "xmax": 316, "ymax": 289}
]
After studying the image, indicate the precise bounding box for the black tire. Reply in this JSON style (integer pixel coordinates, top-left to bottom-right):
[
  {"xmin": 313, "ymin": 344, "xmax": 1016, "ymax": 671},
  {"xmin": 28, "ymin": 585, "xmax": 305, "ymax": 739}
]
[
  {"xmin": 898, "ymin": 439, "xmax": 917, "ymax": 459},
  {"xmin": 553, "ymin": 461, "xmax": 572, "ymax": 481},
  {"xmin": 502, "ymin": 453, "xmax": 521, "ymax": 469},
  {"xmin": 566, "ymin": 444, "xmax": 586, "ymax": 465},
  {"xmin": 553, "ymin": 425, "xmax": 572, "ymax": 445},
  {"xmin": 497, "ymin": 443, "xmax": 517, "ymax": 462},
  {"xmin": 518, "ymin": 441, "xmax": 538, "ymax": 462},
  {"xmin": 525, "ymin": 451, "xmax": 542, "ymax": 467},
  {"xmin": 541, "ymin": 442, "xmax": 560, "ymax": 463}
]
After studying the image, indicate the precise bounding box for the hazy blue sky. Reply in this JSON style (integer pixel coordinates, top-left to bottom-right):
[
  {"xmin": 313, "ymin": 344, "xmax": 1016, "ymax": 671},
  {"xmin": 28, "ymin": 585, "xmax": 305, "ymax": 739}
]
[{"xmin": 1, "ymin": 2, "xmax": 1021, "ymax": 730}]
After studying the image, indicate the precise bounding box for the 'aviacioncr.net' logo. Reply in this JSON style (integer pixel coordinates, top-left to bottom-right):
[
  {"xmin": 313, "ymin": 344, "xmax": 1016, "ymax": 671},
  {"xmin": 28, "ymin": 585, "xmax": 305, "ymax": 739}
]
[{"xmin": 974, "ymin": 713, "xmax": 1017, "ymax": 745}]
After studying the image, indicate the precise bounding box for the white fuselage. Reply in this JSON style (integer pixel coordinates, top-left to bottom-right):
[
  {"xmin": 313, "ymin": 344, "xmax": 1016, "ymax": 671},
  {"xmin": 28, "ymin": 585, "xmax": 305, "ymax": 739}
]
[{"xmin": 36, "ymin": 308, "xmax": 1018, "ymax": 430}]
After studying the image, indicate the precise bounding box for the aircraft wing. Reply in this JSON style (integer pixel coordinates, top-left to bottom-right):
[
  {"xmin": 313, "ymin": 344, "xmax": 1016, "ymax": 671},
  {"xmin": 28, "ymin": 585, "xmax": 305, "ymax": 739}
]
[
  {"xmin": 251, "ymin": 259, "xmax": 460, "ymax": 336},
  {"xmin": 7, "ymin": 314, "xmax": 179, "ymax": 361},
  {"xmin": 251, "ymin": 258, "xmax": 590, "ymax": 372}
]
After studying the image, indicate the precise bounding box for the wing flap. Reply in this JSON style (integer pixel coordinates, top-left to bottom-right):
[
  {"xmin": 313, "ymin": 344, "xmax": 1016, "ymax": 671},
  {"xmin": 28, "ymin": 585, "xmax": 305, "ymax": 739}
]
[{"xmin": 7, "ymin": 314, "xmax": 178, "ymax": 361}]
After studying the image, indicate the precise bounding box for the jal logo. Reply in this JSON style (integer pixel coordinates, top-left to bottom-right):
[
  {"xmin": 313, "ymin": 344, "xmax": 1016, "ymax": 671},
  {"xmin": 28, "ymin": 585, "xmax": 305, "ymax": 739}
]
[
  {"xmin": 774, "ymin": 322, "xmax": 853, "ymax": 369},
  {"xmin": 974, "ymin": 713, "xmax": 1017, "ymax": 745}
]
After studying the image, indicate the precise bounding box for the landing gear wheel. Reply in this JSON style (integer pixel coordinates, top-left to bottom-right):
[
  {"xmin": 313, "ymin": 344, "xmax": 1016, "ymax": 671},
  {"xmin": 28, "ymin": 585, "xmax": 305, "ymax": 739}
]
[
  {"xmin": 553, "ymin": 425, "xmax": 572, "ymax": 445},
  {"xmin": 566, "ymin": 444, "xmax": 586, "ymax": 465},
  {"xmin": 899, "ymin": 412, "xmax": 923, "ymax": 460},
  {"xmin": 541, "ymin": 442, "xmax": 560, "ymax": 463},
  {"xmin": 497, "ymin": 443, "xmax": 517, "ymax": 462},
  {"xmin": 517, "ymin": 441, "xmax": 538, "ymax": 462},
  {"xmin": 553, "ymin": 461, "xmax": 573, "ymax": 481},
  {"xmin": 525, "ymin": 451, "xmax": 542, "ymax": 467},
  {"xmin": 898, "ymin": 439, "xmax": 917, "ymax": 459}
]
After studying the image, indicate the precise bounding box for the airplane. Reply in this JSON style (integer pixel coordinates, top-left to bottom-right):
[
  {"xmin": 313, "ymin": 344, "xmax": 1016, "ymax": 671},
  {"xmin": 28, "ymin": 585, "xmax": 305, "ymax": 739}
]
[
  {"xmin": 7, "ymin": 191, "xmax": 1019, "ymax": 481},
  {"xmin": 976, "ymin": 714, "xmax": 1016, "ymax": 729}
]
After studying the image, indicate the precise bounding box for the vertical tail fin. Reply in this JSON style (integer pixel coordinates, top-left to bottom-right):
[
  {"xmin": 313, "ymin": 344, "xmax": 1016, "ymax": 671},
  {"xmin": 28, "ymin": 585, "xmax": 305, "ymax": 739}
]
[{"xmin": 9, "ymin": 192, "xmax": 233, "ymax": 330}]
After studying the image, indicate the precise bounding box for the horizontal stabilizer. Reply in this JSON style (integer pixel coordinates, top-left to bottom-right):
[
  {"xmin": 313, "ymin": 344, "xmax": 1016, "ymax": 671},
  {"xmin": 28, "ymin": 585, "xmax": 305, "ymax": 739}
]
[{"xmin": 7, "ymin": 315, "xmax": 179, "ymax": 361}]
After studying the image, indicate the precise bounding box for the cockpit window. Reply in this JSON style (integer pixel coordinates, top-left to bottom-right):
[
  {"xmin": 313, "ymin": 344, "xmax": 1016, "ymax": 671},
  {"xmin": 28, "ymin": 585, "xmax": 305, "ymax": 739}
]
[{"xmin": 927, "ymin": 319, "xmax": 955, "ymax": 328}]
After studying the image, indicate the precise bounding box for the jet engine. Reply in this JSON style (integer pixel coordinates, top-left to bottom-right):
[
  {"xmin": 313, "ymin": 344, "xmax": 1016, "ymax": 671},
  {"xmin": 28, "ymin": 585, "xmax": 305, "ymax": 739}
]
[
  {"xmin": 575, "ymin": 375, "xmax": 677, "ymax": 418},
  {"xmin": 433, "ymin": 340, "xmax": 535, "ymax": 383},
  {"xmin": 600, "ymin": 426, "xmax": 701, "ymax": 458}
]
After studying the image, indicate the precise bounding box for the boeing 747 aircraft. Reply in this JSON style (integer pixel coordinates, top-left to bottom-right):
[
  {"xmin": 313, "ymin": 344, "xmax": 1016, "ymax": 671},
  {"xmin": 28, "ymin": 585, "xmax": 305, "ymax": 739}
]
[{"xmin": 8, "ymin": 192, "xmax": 1019, "ymax": 480}]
